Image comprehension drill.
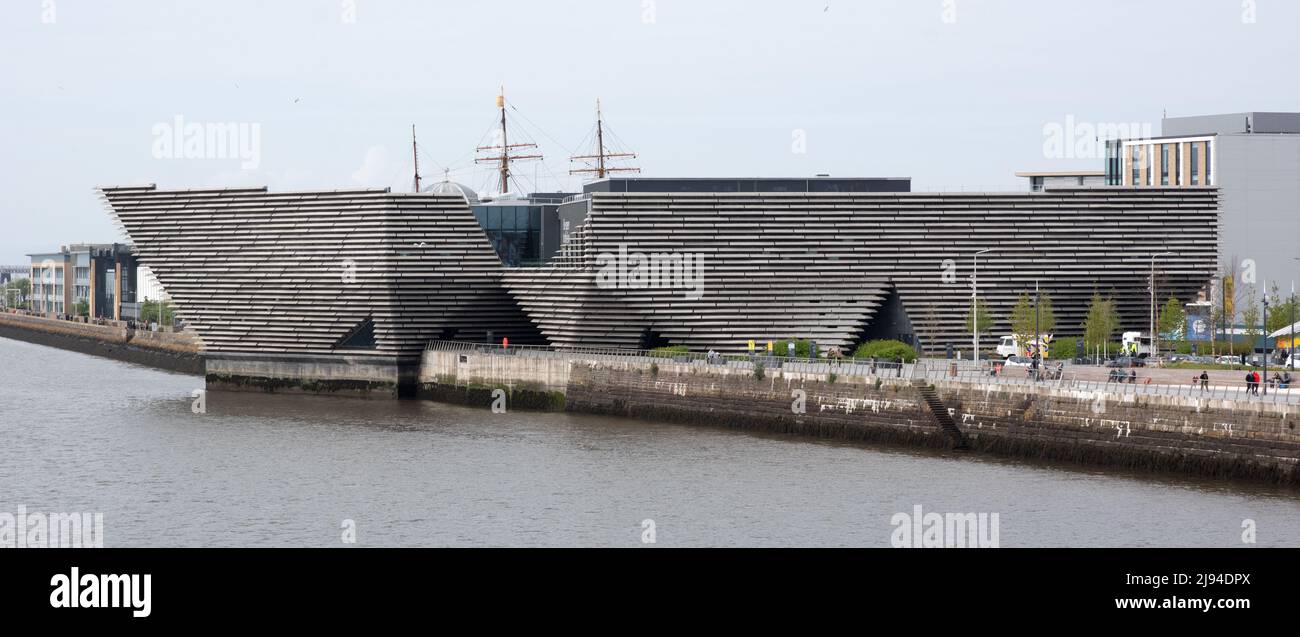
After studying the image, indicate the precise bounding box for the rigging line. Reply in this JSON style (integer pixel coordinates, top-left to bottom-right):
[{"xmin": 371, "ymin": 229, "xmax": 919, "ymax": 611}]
[
  {"xmin": 505, "ymin": 98, "xmax": 576, "ymax": 157},
  {"xmin": 601, "ymin": 121, "xmax": 638, "ymax": 155},
  {"xmin": 498, "ymin": 102, "xmax": 568, "ymax": 191},
  {"xmin": 569, "ymin": 124, "xmax": 598, "ymax": 164}
]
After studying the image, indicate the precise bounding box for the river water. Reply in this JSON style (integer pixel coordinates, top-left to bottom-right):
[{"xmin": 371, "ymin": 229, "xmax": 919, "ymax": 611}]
[{"xmin": 2, "ymin": 336, "xmax": 1298, "ymax": 547}]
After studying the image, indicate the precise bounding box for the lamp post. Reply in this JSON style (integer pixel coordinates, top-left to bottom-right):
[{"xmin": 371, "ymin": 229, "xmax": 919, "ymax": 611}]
[
  {"xmin": 1291, "ymin": 256, "xmax": 1298, "ymax": 372},
  {"xmin": 1150, "ymin": 251, "xmax": 1172, "ymax": 359},
  {"xmin": 1263, "ymin": 286, "xmax": 1269, "ymax": 396},
  {"xmin": 971, "ymin": 248, "xmax": 994, "ymax": 362},
  {"xmin": 1033, "ymin": 279, "xmax": 1041, "ymax": 379}
]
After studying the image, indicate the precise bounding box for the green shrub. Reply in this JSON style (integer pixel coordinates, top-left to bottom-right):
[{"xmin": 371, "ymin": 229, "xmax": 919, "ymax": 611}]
[
  {"xmin": 1048, "ymin": 337, "xmax": 1077, "ymax": 360},
  {"xmin": 754, "ymin": 361, "xmax": 765, "ymax": 380},
  {"xmin": 649, "ymin": 363, "xmax": 659, "ymax": 376},
  {"xmin": 851, "ymin": 340, "xmax": 918, "ymax": 363},
  {"xmin": 827, "ymin": 372, "xmax": 837, "ymax": 384},
  {"xmin": 648, "ymin": 345, "xmax": 690, "ymax": 357},
  {"xmin": 771, "ymin": 338, "xmax": 818, "ymax": 358}
]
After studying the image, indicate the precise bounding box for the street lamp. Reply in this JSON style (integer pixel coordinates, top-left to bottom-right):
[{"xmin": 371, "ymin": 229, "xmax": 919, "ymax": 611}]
[
  {"xmin": 1034, "ymin": 279, "xmax": 1041, "ymax": 378},
  {"xmin": 1291, "ymin": 256, "xmax": 1298, "ymax": 372},
  {"xmin": 1150, "ymin": 251, "xmax": 1172, "ymax": 360},
  {"xmin": 1263, "ymin": 285, "xmax": 1269, "ymax": 396},
  {"xmin": 971, "ymin": 248, "xmax": 994, "ymax": 362}
]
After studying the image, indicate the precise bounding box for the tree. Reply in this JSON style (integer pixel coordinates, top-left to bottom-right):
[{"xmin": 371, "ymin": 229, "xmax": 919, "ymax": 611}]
[
  {"xmin": 1240, "ymin": 288, "xmax": 1261, "ymax": 356},
  {"xmin": 964, "ymin": 297, "xmax": 994, "ymax": 340},
  {"xmin": 1082, "ymin": 292, "xmax": 1120, "ymax": 354},
  {"xmin": 1220, "ymin": 268, "xmax": 1237, "ymax": 353},
  {"xmin": 140, "ymin": 299, "xmax": 176, "ymax": 324},
  {"xmin": 1265, "ymin": 281, "xmax": 1296, "ymax": 334},
  {"xmin": 2, "ymin": 277, "xmax": 30, "ymax": 309},
  {"xmin": 73, "ymin": 300, "xmax": 89, "ymax": 317},
  {"xmin": 1010, "ymin": 291, "xmax": 1056, "ymax": 356},
  {"xmin": 1157, "ymin": 296, "xmax": 1185, "ymax": 340}
]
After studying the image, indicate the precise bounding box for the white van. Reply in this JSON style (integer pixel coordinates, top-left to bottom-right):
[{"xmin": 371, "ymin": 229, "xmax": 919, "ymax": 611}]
[
  {"xmin": 1121, "ymin": 331, "xmax": 1153, "ymax": 358},
  {"xmin": 996, "ymin": 335, "xmax": 1051, "ymax": 359}
]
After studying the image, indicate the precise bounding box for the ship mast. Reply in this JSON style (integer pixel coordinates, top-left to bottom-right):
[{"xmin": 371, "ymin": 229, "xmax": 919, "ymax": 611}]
[
  {"xmin": 570, "ymin": 99, "xmax": 640, "ymax": 180},
  {"xmin": 475, "ymin": 87, "xmax": 542, "ymax": 195},
  {"xmin": 411, "ymin": 124, "xmax": 421, "ymax": 193}
]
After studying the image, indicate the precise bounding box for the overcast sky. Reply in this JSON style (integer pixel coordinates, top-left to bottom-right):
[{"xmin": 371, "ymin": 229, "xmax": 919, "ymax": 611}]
[{"xmin": 2, "ymin": 0, "xmax": 1297, "ymax": 264}]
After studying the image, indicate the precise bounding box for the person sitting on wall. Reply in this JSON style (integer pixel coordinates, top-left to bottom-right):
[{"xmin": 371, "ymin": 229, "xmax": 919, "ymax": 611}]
[
  {"xmin": 1128, "ymin": 370, "xmax": 1137, "ymax": 384},
  {"xmin": 1283, "ymin": 371, "xmax": 1293, "ymax": 389}
]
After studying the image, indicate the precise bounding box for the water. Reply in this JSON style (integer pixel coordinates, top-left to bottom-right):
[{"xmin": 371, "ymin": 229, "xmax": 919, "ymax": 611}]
[{"xmin": 3, "ymin": 335, "xmax": 1299, "ymax": 547}]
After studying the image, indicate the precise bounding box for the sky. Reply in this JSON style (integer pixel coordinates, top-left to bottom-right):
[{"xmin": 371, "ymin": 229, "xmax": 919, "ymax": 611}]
[{"xmin": 2, "ymin": 0, "xmax": 1298, "ymax": 264}]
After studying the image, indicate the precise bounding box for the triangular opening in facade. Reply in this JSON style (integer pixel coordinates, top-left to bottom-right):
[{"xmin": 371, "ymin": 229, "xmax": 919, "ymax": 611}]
[{"xmin": 334, "ymin": 317, "xmax": 377, "ymax": 349}]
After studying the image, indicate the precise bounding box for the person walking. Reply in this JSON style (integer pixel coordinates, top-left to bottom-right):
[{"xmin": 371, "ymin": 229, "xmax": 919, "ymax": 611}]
[
  {"xmin": 1199, "ymin": 371, "xmax": 1209, "ymax": 392},
  {"xmin": 1245, "ymin": 371, "xmax": 1255, "ymax": 395}
]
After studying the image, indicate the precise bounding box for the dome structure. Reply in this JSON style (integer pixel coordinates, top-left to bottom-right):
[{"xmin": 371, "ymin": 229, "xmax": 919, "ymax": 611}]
[{"xmin": 422, "ymin": 180, "xmax": 479, "ymax": 204}]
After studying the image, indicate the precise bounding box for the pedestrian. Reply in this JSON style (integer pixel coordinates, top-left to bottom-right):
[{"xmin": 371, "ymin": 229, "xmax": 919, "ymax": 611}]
[
  {"xmin": 1129, "ymin": 370, "xmax": 1136, "ymax": 384},
  {"xmin": 1199, "ymin": 371, "xmax": 1209, "ymax": 392}
]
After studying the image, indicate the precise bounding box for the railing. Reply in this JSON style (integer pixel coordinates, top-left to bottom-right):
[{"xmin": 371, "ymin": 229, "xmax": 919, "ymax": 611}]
[
  {"xmin": 424, "ymin": 340, "xmax": 910, "ymax": 376},
  {"xmin": 910, "ymin": 361, "xmax": 1300, "ymax": 406},
  {"xmin": 424, "ymin": 341, "xmax": 1300, "ymax": 407}
]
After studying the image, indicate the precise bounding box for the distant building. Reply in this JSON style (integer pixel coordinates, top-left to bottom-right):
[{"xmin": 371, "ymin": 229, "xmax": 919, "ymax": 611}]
[
  {"xmin": 1014, "ymin": 170, "xmax": 1106, "ymax": 192},
  {"xmin": 26, "ymin": 244, "xmax": 137, "ymax": 318},
  {"xmin": 135, "ymin": 264, "xmax": 170, "ymax": 303},
  {"xmin": 1105, "ymin": 112, "xmax": 1300, "ymax": 285}
]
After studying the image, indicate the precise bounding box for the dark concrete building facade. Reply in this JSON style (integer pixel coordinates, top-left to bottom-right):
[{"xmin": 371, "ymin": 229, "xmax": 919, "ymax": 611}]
[
  {"xmin": 100, "ymin": 180, "xmax": 1218, "ymax": 391},
  {"xmin": 506, "ymin": 183, "xmax": 1219, "ymax": 354}
]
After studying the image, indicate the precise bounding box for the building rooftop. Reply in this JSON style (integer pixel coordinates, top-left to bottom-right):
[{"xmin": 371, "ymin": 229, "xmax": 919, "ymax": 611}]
[
  {"xmin": 1162, "ymin": 112, "xmax": 1300, "ymax": 137},
  {"xmin": 1014, "ymin": 170, "xmax": 1106, "ymax": 178},
  {"xmin": 581, "ymin": 176, "xmax": 911, "ymax": 194}
]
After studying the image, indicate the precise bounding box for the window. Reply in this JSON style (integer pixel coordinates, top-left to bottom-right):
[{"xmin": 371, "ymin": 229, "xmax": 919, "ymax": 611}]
[
  {"xmin": 1190, "ymin": 144, "xmax": 1200, "ymax": 185},
  {"xmin": 1173, "ymin": 144, "xmax": 1181, "ymax": 186},
  {"xmin": 1130, "ymin": 146, "xmax": 1140, "ymax": 185},
  {"xmin": 1205, "ymin": 141, "xmax": 1212, "ymax": 184},
  {"xmin": 1160, "ymin": 145, "xmax": 1169, "ymax": 185}
]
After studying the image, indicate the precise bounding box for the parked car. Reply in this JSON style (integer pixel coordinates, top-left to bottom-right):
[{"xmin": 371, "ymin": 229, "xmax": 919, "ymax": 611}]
[
  {"xmin": 1107, "ymin": 356, "xmax": 1145, "ymax": 368},
  {"xmin": 1002, "ymin": 355, "xmax": 1033, "ymax": 368},
  {"xmin": 1214, "ymin": 355, "xmax": 1240, "ymax": 366}
]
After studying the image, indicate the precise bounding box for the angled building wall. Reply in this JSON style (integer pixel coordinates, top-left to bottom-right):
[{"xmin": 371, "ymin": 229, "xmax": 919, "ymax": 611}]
[
  {"xmin": 99, "ymin": 186, "xmax": 543, "ymax": 372},
  {"xmin": 504, "ymin": 188, "xmax": 1219, "ymax": 355}
]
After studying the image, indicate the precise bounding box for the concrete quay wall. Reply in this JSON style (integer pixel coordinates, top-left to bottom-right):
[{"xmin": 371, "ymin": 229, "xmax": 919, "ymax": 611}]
[
  {"xmin": 0, "ymin": 311, "xmax": 203, "ymax": 374},
  {"xmin": 419, "ymin": 349, "xmax": 1300, "ymax": 484}
]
